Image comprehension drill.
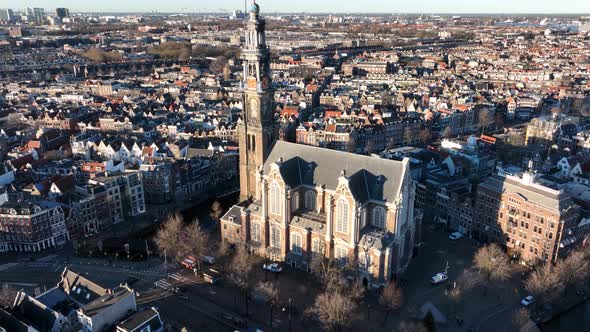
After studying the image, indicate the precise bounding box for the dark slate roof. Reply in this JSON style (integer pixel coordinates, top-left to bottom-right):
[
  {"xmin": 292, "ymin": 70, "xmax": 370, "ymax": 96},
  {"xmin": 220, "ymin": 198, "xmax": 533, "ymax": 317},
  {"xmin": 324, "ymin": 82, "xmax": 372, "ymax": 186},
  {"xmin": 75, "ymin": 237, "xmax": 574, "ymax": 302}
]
[
  {"xmin": 264, "ymin": 141, "xmax": 407, "ymax": 203},
  {"xmin": 221, "ymin": 205, "xmax": 243, "ymax": 225},
  {"xmin": 0, "ymin": 308, "xmax": 29, "ymax": 332},
  {"xmin": 11, "ymin": 292, "xmax": 57, "ymax": 332},
  {"xmin": 80, "ymin": 287, "xmax": 133, "ymax": 317},
  {"xmin": 59, "ymin": 267, "xmax": 108, "ymax": 306},
  {"xmin": 358, "ymin": 226, "xmax": 396, "ymax": 250},
  {"xmin": 117, "ymin": 308, "xmax": 162, "ymax": 332}
]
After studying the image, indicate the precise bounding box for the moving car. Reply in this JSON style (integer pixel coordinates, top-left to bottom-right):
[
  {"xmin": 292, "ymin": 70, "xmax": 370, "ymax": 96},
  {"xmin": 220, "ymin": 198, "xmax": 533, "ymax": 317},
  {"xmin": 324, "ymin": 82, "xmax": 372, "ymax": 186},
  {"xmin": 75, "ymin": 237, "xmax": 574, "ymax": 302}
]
[
  {"xmin": 521, "ymin": 295, "xmax": 534, "ymax": 306},
  {"xmin": 449, "ymin": 232, "xmax": 464, "ymax": 240},
  {"xmin": 263, "ymin": 263, "xmax": 282, "ymax": 273},
  {"xmin": 431, "ymin": 273, "xmax": 448, "ymax": 284}
]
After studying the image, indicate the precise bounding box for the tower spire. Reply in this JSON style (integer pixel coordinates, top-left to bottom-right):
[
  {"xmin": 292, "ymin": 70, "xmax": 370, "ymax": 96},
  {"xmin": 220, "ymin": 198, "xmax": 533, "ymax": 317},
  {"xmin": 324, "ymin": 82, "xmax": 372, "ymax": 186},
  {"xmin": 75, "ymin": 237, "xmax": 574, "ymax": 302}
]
[{"xmin": 238, "ymin": 0, "xmax": 278, "ymax": 201}]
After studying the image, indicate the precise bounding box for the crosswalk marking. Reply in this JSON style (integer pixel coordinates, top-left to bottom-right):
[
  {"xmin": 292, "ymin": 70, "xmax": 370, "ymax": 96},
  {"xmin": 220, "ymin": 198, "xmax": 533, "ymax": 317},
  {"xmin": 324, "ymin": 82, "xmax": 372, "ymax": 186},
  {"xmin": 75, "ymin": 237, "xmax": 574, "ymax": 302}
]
[
  {"xmin": 169, "ymin": 273, "xmax": 183, "ymax": 281},
  {"xmin": 154, "ymin": 279, "xmax": 172, "ymax": 290}
]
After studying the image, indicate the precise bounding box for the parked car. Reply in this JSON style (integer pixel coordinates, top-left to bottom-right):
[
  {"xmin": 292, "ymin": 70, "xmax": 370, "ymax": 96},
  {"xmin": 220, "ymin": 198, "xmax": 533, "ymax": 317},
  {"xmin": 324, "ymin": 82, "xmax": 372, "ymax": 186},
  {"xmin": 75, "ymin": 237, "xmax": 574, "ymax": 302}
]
[
  {"xmin": 449, "ymin": 232, "xmax": 464, "ymax": 240},
  {"xmin": 202, "ymin": 256, "xmax": 215, "ymax": 265},
  {"xmin": 521, "ymin": 295, "xmax": 534, "ymax": 306},
  {"xmin": 203, "ymin": 268, "xmax": 221, "ymax": 284},
  {"xmin": 263, "ymin": 263, "xmax": 282, "ymax": 273},
  {"xmin": 180, "ymin": 256, "xmax": 196, "ymax": 270},
  {"xmin": 431, "ymin": 273, "xmax": 448, "ymax": 284}
]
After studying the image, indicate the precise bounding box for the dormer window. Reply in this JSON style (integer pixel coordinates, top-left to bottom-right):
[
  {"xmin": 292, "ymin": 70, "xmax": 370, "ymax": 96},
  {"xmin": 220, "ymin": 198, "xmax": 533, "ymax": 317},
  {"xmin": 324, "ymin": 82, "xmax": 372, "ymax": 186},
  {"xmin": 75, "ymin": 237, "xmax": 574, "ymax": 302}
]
[
  {"xmin": 305, "ymin": 191, "xmax": 316, "ymax": 210},
  {"xmin": 373, "ymin": 206, "xmax": 386, "ymax": 228}
]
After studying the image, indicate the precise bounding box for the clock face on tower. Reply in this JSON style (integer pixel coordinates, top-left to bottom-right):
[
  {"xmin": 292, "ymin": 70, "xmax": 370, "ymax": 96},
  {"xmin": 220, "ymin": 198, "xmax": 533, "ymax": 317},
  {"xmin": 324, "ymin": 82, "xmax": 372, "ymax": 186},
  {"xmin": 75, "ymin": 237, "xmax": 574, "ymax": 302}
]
[
  {"xmin": 247, "ymin": 76, "xmax": 257, "ymax": 89},
  {"xmin": 249, "ymin": 98, "xmax": 260, "ymax": 119}
]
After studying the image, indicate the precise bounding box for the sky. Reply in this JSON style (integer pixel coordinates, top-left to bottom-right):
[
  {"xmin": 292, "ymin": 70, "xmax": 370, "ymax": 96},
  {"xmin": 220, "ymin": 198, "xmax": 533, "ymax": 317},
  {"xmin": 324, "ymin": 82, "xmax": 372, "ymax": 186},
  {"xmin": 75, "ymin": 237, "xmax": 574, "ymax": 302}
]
[{"xmin": 4, "ymin": 0, "xmax": 590, "ymax": 14}]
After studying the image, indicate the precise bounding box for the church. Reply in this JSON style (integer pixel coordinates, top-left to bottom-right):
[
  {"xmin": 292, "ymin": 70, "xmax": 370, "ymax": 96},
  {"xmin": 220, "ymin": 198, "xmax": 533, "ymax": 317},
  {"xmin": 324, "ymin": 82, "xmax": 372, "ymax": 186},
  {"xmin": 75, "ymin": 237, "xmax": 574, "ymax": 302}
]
[{"xmin": 220, "ymin": 2, "xmax": 421, "ymax": 287}]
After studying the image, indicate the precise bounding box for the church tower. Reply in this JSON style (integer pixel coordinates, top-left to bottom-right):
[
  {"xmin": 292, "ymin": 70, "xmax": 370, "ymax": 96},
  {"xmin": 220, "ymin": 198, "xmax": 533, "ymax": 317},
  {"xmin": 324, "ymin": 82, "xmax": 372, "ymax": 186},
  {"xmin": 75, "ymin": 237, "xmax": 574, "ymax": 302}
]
[{"xmin": 238, "ymin": 1, "xmax": 277, "ymax": 201}]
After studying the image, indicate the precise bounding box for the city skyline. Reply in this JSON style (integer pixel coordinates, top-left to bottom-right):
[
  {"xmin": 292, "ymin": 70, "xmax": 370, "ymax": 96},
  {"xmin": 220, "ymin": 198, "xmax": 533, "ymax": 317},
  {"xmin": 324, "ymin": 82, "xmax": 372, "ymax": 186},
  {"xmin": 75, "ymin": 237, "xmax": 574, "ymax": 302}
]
[{"xmin": 4, "ymin": 0, "xmax": 590, "ymax": 14}]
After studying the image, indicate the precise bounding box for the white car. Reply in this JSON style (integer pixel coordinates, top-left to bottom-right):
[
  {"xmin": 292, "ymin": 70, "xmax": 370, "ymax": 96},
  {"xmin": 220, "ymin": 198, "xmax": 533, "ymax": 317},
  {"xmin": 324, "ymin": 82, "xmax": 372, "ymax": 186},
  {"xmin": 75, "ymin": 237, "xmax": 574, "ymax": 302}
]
[
  {"xmin": 521, "ymin": 295, "xmax": 534, "ymax": 306},
  {"xmin": 431, "ymin": 273, "xmax": 448, "ymax": 284},
  {"xmin": 449, "ymin": 232, "xmax": 464, "ymax": 240},
  {"xmin": 263, "ymin": 263, "xmax": 282, "ymax": 273}
]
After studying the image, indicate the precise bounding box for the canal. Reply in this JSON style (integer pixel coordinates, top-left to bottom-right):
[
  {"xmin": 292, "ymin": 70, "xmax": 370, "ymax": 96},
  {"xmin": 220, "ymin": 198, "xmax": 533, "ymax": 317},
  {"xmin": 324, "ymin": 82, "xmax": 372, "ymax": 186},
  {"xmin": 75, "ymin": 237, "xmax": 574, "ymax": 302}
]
[{"xmin": 541, "ymin": 300, "xmax": 590, "ymax": 331}]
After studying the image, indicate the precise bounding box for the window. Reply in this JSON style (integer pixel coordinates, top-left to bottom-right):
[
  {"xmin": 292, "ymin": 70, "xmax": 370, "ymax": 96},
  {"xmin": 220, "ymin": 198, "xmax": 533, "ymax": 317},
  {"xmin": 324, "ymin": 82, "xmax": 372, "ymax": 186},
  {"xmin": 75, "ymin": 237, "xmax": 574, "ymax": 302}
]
[
  {"xmin": 312, "ymin": 238, "xmax": 322, "ymax": 257},
  {"xmin": 291, "ymin": 233, "xmax": 302, "ymax": 255},
  {"xmin": 305, "ymin": 191, "xmax": 316, "ymax": 210},
  {"xmin": 270, "ymin": 226, "xmax": 281, "ymax": 248},
  {"xmin": 373, "ymin": 206, "xmax": 386, "ymax": 228},
  {"xmin": 292, "ymin": 192, "xmax": 300, "ymax": 210},
  {"xmin": 251, "ymin": 222, "xmax": 261, "ymax": 242},
  {"xmin": 335, "ymin": 246, "xmax": 348, "ymax": 266},
  {"xmin": 336, "ymin": 199, "xmax": 349, "ymax": 233},
  {"xmin": 270, "ymin": 182, "xmax": 281, "ymax": 215}
]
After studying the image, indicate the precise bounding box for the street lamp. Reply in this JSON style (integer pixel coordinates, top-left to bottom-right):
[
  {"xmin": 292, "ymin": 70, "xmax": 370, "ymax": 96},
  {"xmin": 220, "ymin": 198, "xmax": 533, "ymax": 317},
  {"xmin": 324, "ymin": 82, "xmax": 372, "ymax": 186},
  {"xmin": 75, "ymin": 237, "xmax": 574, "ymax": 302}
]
[{"xmin": 283, "ymin": 297, "xmax": 292, "ymax": 332}]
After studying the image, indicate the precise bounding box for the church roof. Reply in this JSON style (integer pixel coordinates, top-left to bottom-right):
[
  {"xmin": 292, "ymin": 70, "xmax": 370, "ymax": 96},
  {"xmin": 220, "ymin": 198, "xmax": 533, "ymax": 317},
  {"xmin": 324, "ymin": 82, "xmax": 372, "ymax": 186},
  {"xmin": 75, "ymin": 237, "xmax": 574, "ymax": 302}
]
[{"xmin": 264, "ymin": 141, "xmax": 407, "ymax": 203}]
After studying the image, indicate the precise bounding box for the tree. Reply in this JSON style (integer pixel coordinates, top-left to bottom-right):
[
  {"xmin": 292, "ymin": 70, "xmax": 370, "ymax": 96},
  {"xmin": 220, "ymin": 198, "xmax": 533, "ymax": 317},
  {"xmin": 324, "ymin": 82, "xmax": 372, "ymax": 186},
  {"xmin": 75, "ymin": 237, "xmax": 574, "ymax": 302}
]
[
  {"xmin": 442, "ymin": 126, "xmax": 453, "ymax": 139},
  {"xmin": 525, "ymin": 262, "xmax": 563, "ymax": 309},
  {"xmin": 255, "ymin": 281, "xmax": 280, "ymax": 328},
  {"xmin": 210, "ymin": 200, "xmax": 224, "ymax": 227},
  {"xmin": 511, "ymin": 308, "xmax": 530, "ymax": 329},
  {"xmin": 0, "ymin": 286, "xmax": 16, "ymax": 308},
  {"xmin": 210, "ymin": 56, "xmax": 228, "ymax": 75},
  {"xmin": 419, "ymin": 128, "xmax": 432, "ymax": 145},
  {"xmin": 494, "ymin": 112, "xmax": 504, "ymax": 131},
  {"xmin": 403, "ymin": 127, "xmax": 413, "ymax": 146},
  {"xmin": 380, "ymin": 281, "xmax": 403, "ymax": 325},
  {"xmin": 478, "ymin": 110, "xmax": 491, "ymax": 135},
  {"xmin": 473, "ymin": 244, "xmax": 511, "ymax": 294},
  {"xmin": 228, "ymin": 246, "xmax": 253, "ymax": 316},
  {"xmin": 154, "ymin": 213, "xmax": 185, "ymax": 262},
  {"xmin": 182, "ymin": 219, "xmax": 210, "ymax": 274},
  {"xmin": 349, "ymin": 278, "xmax": 366, "ymax": 304},
  {"xmin": 308, "ymin": 291, "xmax": 356, "ymax": 331},
  {"xmin": 555, "ymin": 250, "xmax": 590, "ymax": 295}
]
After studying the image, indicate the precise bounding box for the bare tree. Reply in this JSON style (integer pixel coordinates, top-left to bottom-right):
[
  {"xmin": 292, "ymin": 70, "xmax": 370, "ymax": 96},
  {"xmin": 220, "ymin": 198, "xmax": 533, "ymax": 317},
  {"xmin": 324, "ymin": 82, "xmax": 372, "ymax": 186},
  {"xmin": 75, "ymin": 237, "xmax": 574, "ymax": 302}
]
[
  {"xmin": 228, "ymin": 246, "xmax": 253, "ymax": 316},
  {"xmin": 511, "ymin": 308, "xmax": 530, "ymax": 329},
  {"xmin": 419, "ymin": 128, "xmax": 432, "ymax": 145},
  {"xmin": 182, "ymin": 219, "xmax": 210, "ymax": 274},
  {"xmin": 525, "ymin": 262, "xmax": 563, "ymax": 309},
  {"xmin": 308, "ymin": 291, "xmax": 356, "ymax": 331},
  {"xmin": 555, "ymin": 250, "xmax": 590, "ymax": 295},
  {"xmin": 349, "ymin": 278, "xmax": 366, "ymax": 304},
  {"xmin": 154, "ymin": 213, "xmax": 185, "ymax": 262},
  {"xmin": 210, "ymin": 200, "xmax": 224, "ymax": 226},
  {"xmin": 494, "ymin": 112, "xmax": 504, "ymax": 131},
  {"xmin": 210, "ymin": 56, "xmax": 228, "ymax": 75},
  {"xmin": 403, "ymin": 127, "xmax": 413, "ymax": 146},
  {"xmin": 386, "ymin": 137, "xmax": 397, "ymax": 150},
  {"xmin": 478, "ymin": 110, "xmax": 491, "ymax": 135},
  {"xmin": 473, "ymin": 244, "xmax": 511, "ymax": 294},
  {"xmin": 442, "ymin": 126, "xmax": 453, "ymax": 138},
  {"xmin": 380, "ymin": 281, "xmax": 403, "ymax": 325},
  {"xmin": 255, "ymin": 281, "xmax": 280, "ymax": 328},
  {"xmin": 0, "ymin": 286, "xmax": 16, "ymax": 308}
]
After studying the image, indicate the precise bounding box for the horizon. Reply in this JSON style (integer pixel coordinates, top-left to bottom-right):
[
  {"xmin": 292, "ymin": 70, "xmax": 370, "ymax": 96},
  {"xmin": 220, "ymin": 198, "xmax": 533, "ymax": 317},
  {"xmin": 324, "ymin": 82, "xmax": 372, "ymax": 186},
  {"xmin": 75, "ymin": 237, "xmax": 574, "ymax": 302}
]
[{"xmin": 4, "ymin": 0, "xmax": 590, "ymax": 15}]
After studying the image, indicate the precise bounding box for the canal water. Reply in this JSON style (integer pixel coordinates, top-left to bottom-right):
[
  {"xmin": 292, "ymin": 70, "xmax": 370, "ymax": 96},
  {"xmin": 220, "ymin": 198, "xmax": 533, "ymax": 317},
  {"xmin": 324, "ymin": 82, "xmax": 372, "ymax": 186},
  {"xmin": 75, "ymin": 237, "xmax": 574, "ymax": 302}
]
[{"xmin": 541, "ymin": 300, "xmax": 590, "ymax": 331}]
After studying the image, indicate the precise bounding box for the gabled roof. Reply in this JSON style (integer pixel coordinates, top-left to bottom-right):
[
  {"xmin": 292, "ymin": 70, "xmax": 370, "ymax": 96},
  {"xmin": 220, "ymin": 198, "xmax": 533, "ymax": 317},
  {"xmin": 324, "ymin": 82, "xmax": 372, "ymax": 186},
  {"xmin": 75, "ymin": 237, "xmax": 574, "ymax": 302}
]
[{"xmin": 264, "ymin": 141, "xmax": 407, "ymax": 202}]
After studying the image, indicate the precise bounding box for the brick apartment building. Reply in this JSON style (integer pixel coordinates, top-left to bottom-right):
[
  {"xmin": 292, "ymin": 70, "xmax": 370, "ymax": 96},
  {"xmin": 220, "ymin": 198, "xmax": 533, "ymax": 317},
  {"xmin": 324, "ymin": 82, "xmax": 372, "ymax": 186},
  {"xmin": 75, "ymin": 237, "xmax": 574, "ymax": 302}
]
[{"xmin": 474, "ymin": 163, "xmax": 582, "ymax": 264}]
